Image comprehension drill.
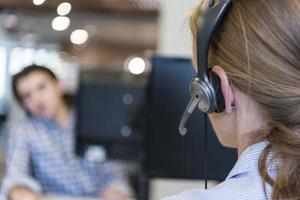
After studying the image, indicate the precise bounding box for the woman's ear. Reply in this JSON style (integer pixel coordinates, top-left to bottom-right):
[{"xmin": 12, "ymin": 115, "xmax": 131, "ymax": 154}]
[{"xmin": 212, "ymin": 65, "xmax": 235, "ymax": 114}]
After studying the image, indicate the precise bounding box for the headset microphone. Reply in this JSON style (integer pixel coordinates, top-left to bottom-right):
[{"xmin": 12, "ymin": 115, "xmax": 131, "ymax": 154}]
[{"xmin": 179, "ymin": 94, "xmax": 202, "ymax": 136}]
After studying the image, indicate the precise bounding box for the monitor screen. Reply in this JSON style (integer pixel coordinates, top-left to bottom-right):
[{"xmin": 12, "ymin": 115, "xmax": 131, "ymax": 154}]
[
  {"xmin": 145, "ymin": 55, "xmax": 237, "ymax": 181},
  {"xmin": 75, "ymin": 71, "xmax": 145, "ymax": 160}
]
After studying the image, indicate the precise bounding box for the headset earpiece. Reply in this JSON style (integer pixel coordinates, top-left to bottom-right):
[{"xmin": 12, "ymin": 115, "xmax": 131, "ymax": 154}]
[{"xmin": 208, "ymin": 70, "xmax": 225, "ymax": 113}]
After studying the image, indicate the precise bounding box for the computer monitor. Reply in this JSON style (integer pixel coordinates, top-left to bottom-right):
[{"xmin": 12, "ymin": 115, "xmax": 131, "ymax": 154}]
[
  {"xmin": 75, "ymin": 70, "xmax": 145, "ymax": 160},
  {"xmin": 145, "ymin": 55, "xmax": 237, "ymax": 181}
]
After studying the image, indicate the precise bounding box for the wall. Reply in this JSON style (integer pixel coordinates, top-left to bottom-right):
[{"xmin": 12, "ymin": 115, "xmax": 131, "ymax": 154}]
[{"xmin": 157, "ymin": 0, "xmax": 198, "ymax": 57}]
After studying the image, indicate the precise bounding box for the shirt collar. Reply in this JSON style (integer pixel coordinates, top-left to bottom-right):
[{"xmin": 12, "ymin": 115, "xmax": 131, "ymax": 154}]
[
  {"xmin": 31, "ymin": 107, "xmax": 75, "ymax": 131},
  {"xmin": 226, "ymin": 141, "xmax": 269, "ymax": 180}
]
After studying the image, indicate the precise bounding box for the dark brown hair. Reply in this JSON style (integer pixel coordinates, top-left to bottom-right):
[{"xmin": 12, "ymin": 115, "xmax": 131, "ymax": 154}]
[
  {"xmin": 190, "ymin": 0, "xmax": 300, "ymax": 199},
  {"xmin": 12, "ymin": 64, "xmax": 58, "ymax": 108}
]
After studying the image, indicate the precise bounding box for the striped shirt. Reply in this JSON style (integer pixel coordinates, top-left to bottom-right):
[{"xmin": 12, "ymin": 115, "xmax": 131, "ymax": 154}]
[
  {"xmin": 1, "ymin": 112, "xmax": 130, "ymax": 199},
  {"xmin": 163, "ymin": 141, "xmax": 277, "ymax": 200}
]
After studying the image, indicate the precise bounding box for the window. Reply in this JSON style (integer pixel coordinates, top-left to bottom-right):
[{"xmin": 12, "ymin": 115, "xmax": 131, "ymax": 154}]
[{"xmin": 8, "ymin": 46, "xmax": 79, "ymax": 93}]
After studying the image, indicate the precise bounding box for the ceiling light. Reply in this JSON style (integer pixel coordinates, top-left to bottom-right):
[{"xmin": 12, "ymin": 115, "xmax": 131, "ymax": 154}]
[
  {"xmin": 84, "ymin": 25, "xmax": 97, "ymax": 37},
  {"xmin": 51, "ymin": 16, "xmax": 70, "ymax": 31},
  {"xmin": 3, "ymin": 15, "xmax": 18, "ymax": 30},
  {"xmin": 127, "ymin": 57, "xmax": 146, "ymax": 75},
  {"xmin": 70, "ymin": 29, "xmax": 89, "ymax": 45},
  {"xmin": 57, "ymin": 2, "xmax": 72, "ymax": 16},
  {"xmin": 33, "ymin": 0, "xmax": 46, "ymax": 6}
]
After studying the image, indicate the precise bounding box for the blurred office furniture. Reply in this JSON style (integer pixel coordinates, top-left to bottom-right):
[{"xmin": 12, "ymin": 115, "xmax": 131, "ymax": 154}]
[
  {"xmin": 43, "ymin": 196, "xmax": 136, "ymax": 200},
  {"xmin": 43, "ymin": 197, "xmax": 97, "ymax": 200},
  {"xmin": 76, "ymin": 70, "xmax": 146, "ymax": 198},
  {"xmin": 76, "ymin": 70, "xmax": 145, "ymax": 160},
  {"xmin": 149, "ymin": 178, "xmax": 218, "ymax": 199},
  {"xmin": 0, "ymin": 99, "xmax": 6, "ymax": 123},
  {"xmin": 144, "ymin": 56, "xmax": 237, "ymax": 199}
]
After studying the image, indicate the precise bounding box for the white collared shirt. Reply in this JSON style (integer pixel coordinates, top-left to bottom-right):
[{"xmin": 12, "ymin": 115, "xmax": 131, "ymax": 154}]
[{"xmin": 163, "ymin": 141, "xmax": 277, "ymax": 200}]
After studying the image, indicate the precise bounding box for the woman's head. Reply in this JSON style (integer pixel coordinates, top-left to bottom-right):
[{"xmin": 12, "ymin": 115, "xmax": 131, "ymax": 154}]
[
  {"xmin": 12, "ymin": 65, "xmax": 65, "ymax": 119},
  {"xmin": 190, "ymin": 0, "xmax": 300, "ymax": 199}
]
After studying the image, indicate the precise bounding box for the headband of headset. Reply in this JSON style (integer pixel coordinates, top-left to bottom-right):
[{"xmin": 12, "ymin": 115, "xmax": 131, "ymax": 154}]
[{"xmin": 197, "ymin": 0, "xmax": 231, "ymax": 81}]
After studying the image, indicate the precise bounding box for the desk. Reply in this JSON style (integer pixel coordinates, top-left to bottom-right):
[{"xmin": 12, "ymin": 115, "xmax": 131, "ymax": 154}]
[
  {"xmin": 43, "ymin": 197, "xmax": 97, "ymax": 200},
  {"xmin": 43, "ymin": 196, "xmax": 135, "ymax": 200}
]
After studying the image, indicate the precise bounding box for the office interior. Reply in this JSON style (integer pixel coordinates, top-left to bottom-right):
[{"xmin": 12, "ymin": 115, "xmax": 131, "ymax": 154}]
[{"xmin": 0, "ymin": 0, "xmax": 237, "ymax": 199}]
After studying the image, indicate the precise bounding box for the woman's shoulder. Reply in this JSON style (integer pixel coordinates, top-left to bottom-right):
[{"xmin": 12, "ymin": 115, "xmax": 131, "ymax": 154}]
[{"xmin": 162, "ymin": 172, "xmax": 269, "ymax": 200}]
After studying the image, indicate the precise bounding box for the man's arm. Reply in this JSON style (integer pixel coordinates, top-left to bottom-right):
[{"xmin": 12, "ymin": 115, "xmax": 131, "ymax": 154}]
[
  {"xmin": 1, "ymin": 123, "xmax": 42, "ymax": 200},
  {"xmin": 8, "ymin": 186, "xmax": 40, "ymax": 200},
  {"xmin": 98, "ymin": 161, "xmax": 133, "ymax": 199}
]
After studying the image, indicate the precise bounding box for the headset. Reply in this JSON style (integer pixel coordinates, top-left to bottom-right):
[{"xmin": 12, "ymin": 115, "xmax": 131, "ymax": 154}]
[{"xmin": 179, "ymin": 0, "xmax": 231, "ymax": 136}]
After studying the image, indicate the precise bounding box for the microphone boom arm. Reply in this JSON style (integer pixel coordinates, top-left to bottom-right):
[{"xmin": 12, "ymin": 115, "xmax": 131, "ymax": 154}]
[{"xmin": 179, "ymin": 95, "xmax": 202, "ymax": 136}]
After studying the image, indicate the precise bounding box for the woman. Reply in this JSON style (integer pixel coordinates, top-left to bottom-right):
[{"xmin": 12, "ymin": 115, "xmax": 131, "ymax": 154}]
[
  {"xmin": 2, "ymin": 65, "xmax": 130, "ymax": 200},
  {"xmin": 165, "ymin": 0, "xmax": 300, "ymax": 199}
]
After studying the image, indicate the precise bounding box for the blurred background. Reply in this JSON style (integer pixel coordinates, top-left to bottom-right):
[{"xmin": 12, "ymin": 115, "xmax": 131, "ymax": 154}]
[
  {"xmin": 0, "ymin": 1, "xmax": 236, "ymax": 200},
  {"xmin": 0, "ymin": 0, "xmax": 196, "ymax": 119}
]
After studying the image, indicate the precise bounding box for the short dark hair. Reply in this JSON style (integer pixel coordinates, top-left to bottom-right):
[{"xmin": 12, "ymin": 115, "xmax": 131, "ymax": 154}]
[{"xmin": 12, "ymin": 65, "xmax": 58, "ymax": 107}]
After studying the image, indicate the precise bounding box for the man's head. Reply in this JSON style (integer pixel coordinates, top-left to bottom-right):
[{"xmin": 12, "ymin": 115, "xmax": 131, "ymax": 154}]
[{"xmin": 12, "ymin": 65, "xmax": 64, "ymax": 119}]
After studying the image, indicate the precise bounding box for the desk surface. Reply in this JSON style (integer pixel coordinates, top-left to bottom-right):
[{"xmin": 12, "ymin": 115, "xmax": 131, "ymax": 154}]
[
  {"xmin": 43, "ymin": 196, "xmax": 135, "ymax": 200},
  {"xmin": 43, "ymin": 197, "xmax": 97, "ymax": 200}
]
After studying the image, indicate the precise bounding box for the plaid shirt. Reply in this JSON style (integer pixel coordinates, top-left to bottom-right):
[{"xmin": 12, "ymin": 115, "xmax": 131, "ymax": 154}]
[
  {"xmin": 163, "ymin": 141, "xmax": 278, "ymax": 200},
  {"xmin": 1, "ymin": 112, "xmax": 130, "ymax": 199}
]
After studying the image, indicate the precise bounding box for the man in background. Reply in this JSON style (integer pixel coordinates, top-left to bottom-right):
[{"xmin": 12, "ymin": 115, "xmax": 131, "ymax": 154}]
[{"xmin": 2, "ymin": 65, "xmax": 131, "ymax": 200}]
